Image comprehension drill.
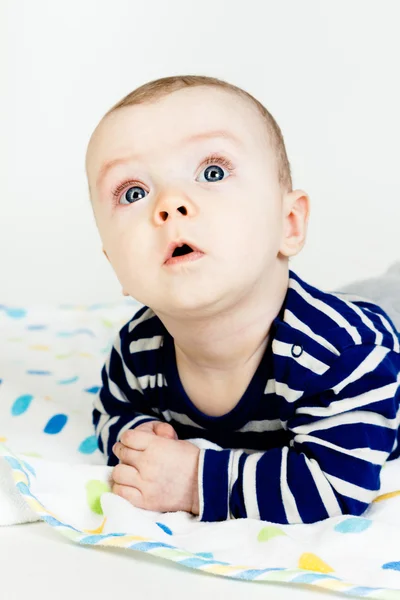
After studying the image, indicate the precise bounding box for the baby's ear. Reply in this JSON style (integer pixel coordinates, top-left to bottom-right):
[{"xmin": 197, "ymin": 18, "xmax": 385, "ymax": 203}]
[{"xmin": 279, "ymin": 189, "xmax": 310, "ymax": 258}]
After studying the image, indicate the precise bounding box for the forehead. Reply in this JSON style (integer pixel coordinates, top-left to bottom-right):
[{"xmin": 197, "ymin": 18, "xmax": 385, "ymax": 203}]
[{"xmin": 86, "ymin": 87, "xmax": 271, "ymax": 179}]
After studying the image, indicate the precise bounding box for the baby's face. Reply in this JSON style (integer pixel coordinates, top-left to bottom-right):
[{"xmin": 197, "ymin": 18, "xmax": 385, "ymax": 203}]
[{"xmin": 86, "ymin": 86, "xmax": 287, "ymax": 316}]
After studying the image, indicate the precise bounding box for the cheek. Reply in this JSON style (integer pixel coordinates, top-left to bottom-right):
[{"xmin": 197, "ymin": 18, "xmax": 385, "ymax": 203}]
[
  {"xmin": 101, "ymin": 227, "xmax": 145, "ymax": 281},
  {"xmin": 229, "ymin": 208, "xmax": 281, "ymax": 267},
  {"xmin": 99, "ymin": 213, "xmax": 140, "ymax": 256}
]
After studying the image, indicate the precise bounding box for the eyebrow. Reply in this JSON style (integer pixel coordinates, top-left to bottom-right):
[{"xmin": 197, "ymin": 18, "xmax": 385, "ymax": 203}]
[{"xmin": 95, "ymin": 129, "xmax": 242, "ymax": 189}]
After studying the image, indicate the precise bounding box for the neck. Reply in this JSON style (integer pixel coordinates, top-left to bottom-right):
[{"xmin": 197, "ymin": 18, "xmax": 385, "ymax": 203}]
[{"xmin": 156, "ymin": 262, "xmax": 289, "ymax": 378}]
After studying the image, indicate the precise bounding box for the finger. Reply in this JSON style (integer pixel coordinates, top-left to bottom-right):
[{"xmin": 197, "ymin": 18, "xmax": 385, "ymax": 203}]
[
  {"xmin": 113, "ymin": 442, "xmax": 142, "ymax": 466},
  {"xmin": 118, "ymin": 430, "xmax": 153, "ymax": 451},
  {"xmin": 120, "ymin": 425, "xmax": 155, "ymax": 446},
  {"xmin": 153, "ymin": 422, "xmax": 178, "ymax": 439},
  {"xmin": 112, "ymin": 463, "xmax": 139, "ymax": 487},
  {"xmin": 112, "ymin": 483, "xmax": 144, "ymax": 508}
]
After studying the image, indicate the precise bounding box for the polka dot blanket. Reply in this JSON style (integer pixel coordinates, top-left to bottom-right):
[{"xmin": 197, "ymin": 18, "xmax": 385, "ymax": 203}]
[{"xmin": 1, "ymin": 266, "xmax": 400, "ymax": 599}]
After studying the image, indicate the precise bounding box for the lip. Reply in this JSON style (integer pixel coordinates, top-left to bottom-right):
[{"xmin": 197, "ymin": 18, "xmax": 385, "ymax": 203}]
[
  {"xmin": 163, "ymin": 239, "xmax": 205, "ymax": 264},
  {"xmin": 164, "ymin": 251, "xmax": 205, "ymax": 267}
]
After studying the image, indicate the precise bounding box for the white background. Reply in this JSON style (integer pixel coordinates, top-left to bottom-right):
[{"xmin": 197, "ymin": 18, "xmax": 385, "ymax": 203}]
[{"xmin": 1, "ymin": 0, "xmax": 399, "ymax": 307}]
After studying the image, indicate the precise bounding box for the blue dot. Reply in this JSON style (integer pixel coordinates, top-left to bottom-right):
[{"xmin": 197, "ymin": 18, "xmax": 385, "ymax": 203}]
[
  {"xmin": 21, "ymin": 460, "xmax": 36, "ymax": 476},
  {"xmin": 6, "ymin": 307, "xmax": 27, "ymax": 319},
  {"xmin": 78, "ymin": 436, "xmax": 98, "ymax": 454},
  {"xmin": 3, "ymin": 456, "xmax": 23, "ymax": 469},
  {"xmin": 26, "ymin": 370, "xmax": 52, "ymax": 376},
  {"xmin": 16, "ymin": 482, "xmax": 29, "ymax": 494},
  {"xmin": 334, "ymin": 518, "xmax": 372, "ymax": 534},
  {"xmin": 382, "ymin": 561, "xmax": 400, "ymax": 571},
  {"xmin": 44, "ymin": 414, "xmax": 68, "ymax": 434},
  {"xmin": 85, "ymin": 386, "xmax": 101, "ymax": 394},
  {"xmin": 88, "ymin": 303, "xmax": 108, "ymax": 310},
  {"xmin": 156, "ymin": 522, "xmax": 173, "ymax": 535},
  {"xmin": 11, "ymin": 394, "xmax": 34, "ymax": 416},
  {"xmin": 58, "ymin": 376, "xmax": 79, "ymax": 385}
]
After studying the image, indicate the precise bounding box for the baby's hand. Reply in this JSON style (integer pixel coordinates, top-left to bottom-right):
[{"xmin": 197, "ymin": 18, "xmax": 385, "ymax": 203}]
[{"xmin": 111, "ymin": 426, "xmax": 199, "ymax": 514}]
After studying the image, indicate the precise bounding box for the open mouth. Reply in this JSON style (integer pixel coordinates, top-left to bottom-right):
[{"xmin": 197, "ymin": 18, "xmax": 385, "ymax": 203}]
[
  {"xmin": 171, "ymin": 244, "xmax": 194, "ymax": 257},
  {"xmin": 164, "ymin": 240, "xmax": 205, "ymax": 266}
]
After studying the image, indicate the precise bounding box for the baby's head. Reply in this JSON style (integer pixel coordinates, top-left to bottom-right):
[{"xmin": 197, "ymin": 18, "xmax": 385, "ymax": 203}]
[{"xmin": 85, "ymin": 75, "xmax": 309, "ymax": 318}]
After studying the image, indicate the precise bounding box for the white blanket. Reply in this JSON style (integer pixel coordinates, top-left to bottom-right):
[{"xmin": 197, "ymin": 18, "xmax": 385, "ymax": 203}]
[{"xmin": 1, "ymin": 264, "xmax": 400, "ymax": 599}]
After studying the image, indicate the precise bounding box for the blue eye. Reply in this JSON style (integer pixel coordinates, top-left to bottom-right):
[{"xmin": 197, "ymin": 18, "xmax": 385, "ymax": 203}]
[
  {"xmin": 198, "ymin": 164, "xmax": 226, "ymax": 183},
  {"xmin": 197, "ymin": 154, "xmax": 234, "ymax": 184},
  {"xmin": 119, "ymin": 186, "xmax": 146, "ymax": 205}
]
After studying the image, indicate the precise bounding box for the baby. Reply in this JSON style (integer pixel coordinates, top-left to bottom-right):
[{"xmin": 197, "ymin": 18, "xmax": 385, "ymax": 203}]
[{"xmin": 85, "ymin": 74, "xmax": 400, "ymax": 523}]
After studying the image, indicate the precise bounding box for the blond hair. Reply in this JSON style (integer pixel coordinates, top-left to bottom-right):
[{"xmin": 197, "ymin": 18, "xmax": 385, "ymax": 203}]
[{"xmin": 99, "ymin": 74, "xmax": 293, "ymax": 193}]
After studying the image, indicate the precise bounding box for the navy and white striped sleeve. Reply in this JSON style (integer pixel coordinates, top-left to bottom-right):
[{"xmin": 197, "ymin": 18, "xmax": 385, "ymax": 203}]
[
  {"xmin": 92, "ymin": 326, "xmax": 161, "ymax": 466},
  {"xmin": 197, "ymin": 344, "xmax": 400, "ymax": 523}
]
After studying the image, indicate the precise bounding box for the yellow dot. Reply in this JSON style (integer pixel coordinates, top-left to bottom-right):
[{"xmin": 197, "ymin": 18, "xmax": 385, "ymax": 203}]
[
  {"xmin": 29, "ymin": 345, "xmax": 50, "ymax": 351},
  {"xmin": 373, "ymin": 490, "xmax": 400, "ymax": 503},
  {"xmin": 83, "ymin": 516, "xmax": 107, "ymax": 534},
  {"xmin": 298, "ymin": 553, "xmax": 335, "ymax": 573},
  {"xmin": 0, "ymin": 436, "xmax": 7, "ymax": 442}
]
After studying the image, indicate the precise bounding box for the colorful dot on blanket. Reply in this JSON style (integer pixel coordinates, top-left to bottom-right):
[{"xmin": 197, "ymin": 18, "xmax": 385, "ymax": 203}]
[
  {"xmin": 86, "ymin": 480, "xmax": 112, "ymax": 515},
  {"xmin": 85, "ymin": 386, "xmax": 101, "ymax": 394},
  {"xmin": 298, "ymin": 553, "xmax": 334, "ymax": 573},
  {"xmin": 44, "ymin": 414, "xmax": 68, "ymax": 434},
  {"xmin": 26, "ymin": 370, "xmax": 52, "ymax": 376},
  {"xmin": 5, "ymin": 307, "xmax": 27, "ymax": 319},
  {"xmin": 156, "ymin": 522, "xmax": 173, "ymax": 535},
  {"xmin": 20, "ymin": 452, "xmax": 42, "ymax": 458},
  {"xmin": 334, "ymin": 518, "xmax": 372, "ymax": 534},
  {"xmin": 373, "ymin": 490, "xmax": 400, "ymax": 503},
  {"xmin": 101, "ymin": 319, "xmax": 114, "ymax": 328},
  {"xmin": 57, "ymin": 376, "xmax": 79, "ymax": 385},
  {"xmin": 11, "ymin": 394, "xmax": 34, "ymax": 416},
  {"xmin": 257, "ymin": 526, "xmax": 287, "ymax": 542},
  {"xmin": 21, "ymin": 460, "xmax": 36, "ymax": 476},
  {"xmin": 78, "ymin": 435, "xmax": 99, "ymax": 454},
  {"xmin": 88, "ymin": 304, "xmax": 109, "ymax": 310},
  {"xmin": 29, "ymin": 344, "xmax": 50, "ymax": 351},
  {"xmin": 382, "ymin": 562, "xmax": 400, "ymax": 571}
]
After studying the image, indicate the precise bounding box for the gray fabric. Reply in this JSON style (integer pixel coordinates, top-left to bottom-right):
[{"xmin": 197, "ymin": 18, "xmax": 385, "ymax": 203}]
[{"xmin": 334, "ymin": 261, "xmax": 400, "ymax": 331}]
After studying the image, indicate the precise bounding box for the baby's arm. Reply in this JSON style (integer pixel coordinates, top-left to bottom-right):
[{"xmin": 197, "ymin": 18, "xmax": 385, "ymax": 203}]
[
  {"xmin": 198, "ymin": 344, "xmax": 400, "ymax": 523},
  {"xmin": 93, "ymin": 325, "xmax": 167, "ymax": 466}
]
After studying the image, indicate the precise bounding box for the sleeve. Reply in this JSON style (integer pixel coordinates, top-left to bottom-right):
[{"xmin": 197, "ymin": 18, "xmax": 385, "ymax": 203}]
[
  {"xmin": 197, "ymin": 344, "xmax": 400, "ymax": 523},
  {"xmin": 93, "ymin": 324, "xmax": 162, "ymax": 466}
]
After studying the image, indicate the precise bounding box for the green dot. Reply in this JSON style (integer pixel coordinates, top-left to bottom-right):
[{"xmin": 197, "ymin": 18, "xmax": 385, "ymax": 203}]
[
  {"xmin": 85, "ymin": 479, "xmax": 111, "ymax": 515},
  {"xmin": 257, "ymin": 525, "xmax": 287, "ymax": 542}
]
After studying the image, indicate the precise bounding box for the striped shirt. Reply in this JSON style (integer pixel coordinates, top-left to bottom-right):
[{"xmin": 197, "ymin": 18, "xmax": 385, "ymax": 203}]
[{"xmin": 93, "ymin": 268, "xmax": 400, "ymax": 523}]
